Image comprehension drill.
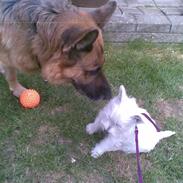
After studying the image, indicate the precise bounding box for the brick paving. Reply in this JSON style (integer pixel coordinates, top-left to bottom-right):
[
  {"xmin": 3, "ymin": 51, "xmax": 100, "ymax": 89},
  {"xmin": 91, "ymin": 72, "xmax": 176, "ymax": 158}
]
[{"xmin": 103, "ymin": 0, "xmax": 183, "ymax": 43}]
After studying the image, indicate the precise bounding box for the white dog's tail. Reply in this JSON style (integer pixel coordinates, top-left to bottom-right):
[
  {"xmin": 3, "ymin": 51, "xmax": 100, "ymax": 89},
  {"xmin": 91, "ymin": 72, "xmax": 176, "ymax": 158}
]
[{"xmin": 158, "ymin": 131, "xmax": 175, "ymax": 140}]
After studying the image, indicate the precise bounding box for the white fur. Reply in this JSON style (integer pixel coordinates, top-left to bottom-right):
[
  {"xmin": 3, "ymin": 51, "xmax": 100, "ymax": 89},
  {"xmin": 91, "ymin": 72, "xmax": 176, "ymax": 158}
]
[{"xmin": 86, "ymin": 85, "xmax": 175, "ymax": 158}]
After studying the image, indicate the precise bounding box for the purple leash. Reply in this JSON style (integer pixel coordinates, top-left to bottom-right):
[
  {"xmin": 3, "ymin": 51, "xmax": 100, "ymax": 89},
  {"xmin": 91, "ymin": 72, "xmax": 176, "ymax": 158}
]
[
  {"xmin": 135, "ymin": 126, "xmax": 144, "ymax": 183},
  {"xmin": 135, "ymin": 113, "xmax": 160, "ymax": 183}
]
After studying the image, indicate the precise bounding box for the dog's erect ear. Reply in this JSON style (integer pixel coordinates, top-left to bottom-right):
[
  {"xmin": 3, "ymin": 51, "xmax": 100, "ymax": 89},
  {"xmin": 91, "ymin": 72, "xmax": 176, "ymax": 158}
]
[
  {"xmin": 118, "ymin": 85, "xmax": 128, "ymax": 102},
  {"xmin": 89, "ymin": 1, "xmax": 117, "ymax": 28},
  {"xmin": 75, "ymin": 29, "xmax": 99, "ymax": 51},
  {"xmin": 62, "ymin": 27, "xmax": 99, "ymax": 53}
]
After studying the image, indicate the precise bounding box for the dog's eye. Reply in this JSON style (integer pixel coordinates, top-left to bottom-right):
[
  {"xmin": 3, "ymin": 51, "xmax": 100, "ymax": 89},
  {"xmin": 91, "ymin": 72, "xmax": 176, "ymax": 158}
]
[
  {"xmin": 133, "ymin": 115, "xmax": 142, "ymax": 123},
  {"xmin": 87, "ymin": 67, "xmax": 101, "ymax": 76},
  {"xmin": 68, "ymin": 49, "xmax": 80, "ymax": 62},
  {"xmin": 79, "ymin": 45, "xmax": 93, "ymax": 52}
]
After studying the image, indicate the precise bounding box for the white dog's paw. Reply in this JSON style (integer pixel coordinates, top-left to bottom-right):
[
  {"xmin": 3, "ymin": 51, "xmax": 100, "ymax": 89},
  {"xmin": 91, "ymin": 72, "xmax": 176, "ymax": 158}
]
[
  {"xmin": 91, "ymin": 147, "xmax": 103, "ymax": 158},
  {"xmin": 86, "ymin": 123, "xmax": 95, "ymax": 135}
]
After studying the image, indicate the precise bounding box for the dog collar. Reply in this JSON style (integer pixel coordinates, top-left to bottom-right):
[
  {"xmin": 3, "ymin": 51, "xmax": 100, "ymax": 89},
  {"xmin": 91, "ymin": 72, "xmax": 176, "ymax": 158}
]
[{"xmin": 141, "ymin": 113, "xmax": 160, "ymax": 132}]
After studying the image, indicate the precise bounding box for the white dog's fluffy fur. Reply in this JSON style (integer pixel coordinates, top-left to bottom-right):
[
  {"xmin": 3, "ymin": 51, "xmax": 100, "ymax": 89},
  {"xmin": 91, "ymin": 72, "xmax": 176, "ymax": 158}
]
[{"xmin": 86, "ymin": 85, "xmax": 175, "ymax": 158}]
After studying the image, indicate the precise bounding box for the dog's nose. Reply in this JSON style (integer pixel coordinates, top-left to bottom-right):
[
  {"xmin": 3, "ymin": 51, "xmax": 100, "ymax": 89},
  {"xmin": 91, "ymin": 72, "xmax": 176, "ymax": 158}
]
[
  {"xmin": 87, "ymin": 84, "xmax": 112, "ymax": 101},
  {"xmin": 102, "ymin": 87, "xmax": 112, "ymax": 100},
  {"xmin": 97, "ymin": 82, "xmax": 112, "ymax": 100},
  {"xmin": 72, "ymin": 72, "xmax": 112, "ymax": 101},
  {"xmin": 73, "ymin": 80, "xmax": 112, "ymax": 101}
]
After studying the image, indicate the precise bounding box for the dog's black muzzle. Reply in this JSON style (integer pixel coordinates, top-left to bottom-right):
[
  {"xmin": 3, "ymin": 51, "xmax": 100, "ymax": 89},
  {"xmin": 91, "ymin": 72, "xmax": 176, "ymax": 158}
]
[{"xmin": 72, "ymin": 72, "xmax": 112, "ymax": 100}]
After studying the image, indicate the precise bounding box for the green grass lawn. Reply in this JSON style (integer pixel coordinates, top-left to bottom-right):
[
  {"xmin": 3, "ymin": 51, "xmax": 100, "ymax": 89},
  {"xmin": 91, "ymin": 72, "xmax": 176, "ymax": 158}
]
[{"xmin": 0, "ymin": 40, "xmax": 183, "ymax": 183}]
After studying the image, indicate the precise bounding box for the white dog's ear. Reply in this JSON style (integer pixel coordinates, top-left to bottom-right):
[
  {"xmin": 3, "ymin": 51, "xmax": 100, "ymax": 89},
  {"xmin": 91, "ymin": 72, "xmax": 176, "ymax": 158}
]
[{"xmin": 118, "ymin": 85, "xmax": 128, "ymax": 102}]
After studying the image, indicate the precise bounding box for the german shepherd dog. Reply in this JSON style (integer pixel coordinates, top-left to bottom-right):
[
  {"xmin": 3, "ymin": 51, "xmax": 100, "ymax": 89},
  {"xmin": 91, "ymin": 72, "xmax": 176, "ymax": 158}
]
[{"xmin": 0, "ymin": 0, "xmax": 116, "ymax": 100}]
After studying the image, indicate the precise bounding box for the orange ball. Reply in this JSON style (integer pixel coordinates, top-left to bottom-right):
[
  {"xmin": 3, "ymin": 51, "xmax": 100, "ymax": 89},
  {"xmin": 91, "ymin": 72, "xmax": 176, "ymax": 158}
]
[{"xmin": 19, "ymin": 89, "xmax": 40, "ymax": 109}]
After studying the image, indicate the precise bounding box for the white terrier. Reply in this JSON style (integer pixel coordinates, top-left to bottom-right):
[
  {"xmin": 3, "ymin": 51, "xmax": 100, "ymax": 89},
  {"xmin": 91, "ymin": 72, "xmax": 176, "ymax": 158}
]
[{"xmin": 86, "ymin": 85, "xmax": 175, "ymax": 158}]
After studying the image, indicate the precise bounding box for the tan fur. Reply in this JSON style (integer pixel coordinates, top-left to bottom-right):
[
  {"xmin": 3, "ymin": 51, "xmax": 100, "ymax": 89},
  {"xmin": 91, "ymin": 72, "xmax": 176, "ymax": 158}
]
[{"xmin": 0, "ymin": 0, "xmax": 116, "ymax": 99}]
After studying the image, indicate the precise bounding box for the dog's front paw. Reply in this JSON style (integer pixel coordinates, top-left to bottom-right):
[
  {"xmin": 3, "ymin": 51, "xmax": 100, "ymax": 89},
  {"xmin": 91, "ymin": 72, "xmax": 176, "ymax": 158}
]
[
  {"xmin": 91, "ymin": 147, "xmax": 103, "ymax": 158},
  {"xmin": 86, "ymin": 123, "xmax": 95, "ymax": 135},
  {"xmin": 10, "ymin": 83, "xmax": 27, "ymax": 97}
]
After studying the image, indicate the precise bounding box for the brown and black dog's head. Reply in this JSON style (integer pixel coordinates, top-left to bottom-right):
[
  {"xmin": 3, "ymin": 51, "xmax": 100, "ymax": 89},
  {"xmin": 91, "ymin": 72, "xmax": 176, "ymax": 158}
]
[{"xmin": 33, "ymin": 1, "xmax": 117, "ymax": 100}]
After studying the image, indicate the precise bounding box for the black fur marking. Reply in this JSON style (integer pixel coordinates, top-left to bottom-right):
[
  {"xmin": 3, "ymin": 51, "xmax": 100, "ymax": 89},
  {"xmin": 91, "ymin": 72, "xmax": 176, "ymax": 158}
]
[{"xmin": 62, "ymin": 26, "xmax": 83, "ymax": 47}]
